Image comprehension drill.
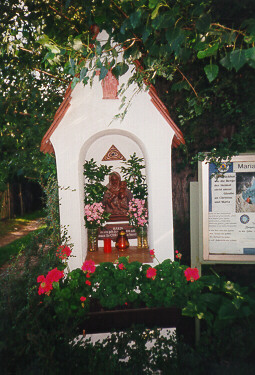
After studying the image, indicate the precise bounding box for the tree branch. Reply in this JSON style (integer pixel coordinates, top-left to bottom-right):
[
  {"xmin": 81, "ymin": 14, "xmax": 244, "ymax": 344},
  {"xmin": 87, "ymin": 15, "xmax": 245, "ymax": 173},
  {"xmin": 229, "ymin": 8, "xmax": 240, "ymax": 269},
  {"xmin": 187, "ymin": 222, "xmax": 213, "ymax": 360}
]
[
  {"xmin": 34, "ymin": 68, "xmax": 69, "ymax": 83},
  {"xmin": 211, "ymin": 23, "xmax": 245, "ymax": 36},
  {"xmin": 48, "ymin": 5, "xmax": 79, "ymax": 33},
  {"xmin": 176, "ymin": 67, "xmax": 198, "ymax": 97}
]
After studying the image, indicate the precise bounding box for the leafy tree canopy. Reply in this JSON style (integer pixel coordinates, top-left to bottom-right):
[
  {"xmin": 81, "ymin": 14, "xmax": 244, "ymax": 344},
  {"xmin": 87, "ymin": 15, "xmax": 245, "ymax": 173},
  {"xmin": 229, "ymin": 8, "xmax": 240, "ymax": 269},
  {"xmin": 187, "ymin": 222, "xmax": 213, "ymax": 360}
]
[{"xmin": 1, "ymin": 0, "xmax": 255, "ymax": 188}]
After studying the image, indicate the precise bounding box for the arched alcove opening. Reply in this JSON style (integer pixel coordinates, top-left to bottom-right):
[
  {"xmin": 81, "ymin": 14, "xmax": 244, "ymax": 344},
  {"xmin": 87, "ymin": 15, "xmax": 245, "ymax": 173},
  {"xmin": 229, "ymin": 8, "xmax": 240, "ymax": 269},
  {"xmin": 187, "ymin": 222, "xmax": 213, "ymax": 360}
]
[{"xmin": 79, "ymin": 129, "xmax": 149, "ymax": 259}]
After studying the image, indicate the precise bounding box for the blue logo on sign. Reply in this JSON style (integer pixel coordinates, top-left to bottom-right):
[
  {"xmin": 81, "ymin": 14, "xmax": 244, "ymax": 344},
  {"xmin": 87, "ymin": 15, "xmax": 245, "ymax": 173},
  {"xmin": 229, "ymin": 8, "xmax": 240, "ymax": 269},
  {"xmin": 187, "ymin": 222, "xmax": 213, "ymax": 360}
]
[{"xmin": 240, "ymin": 214, "xmax": 250, "ymax": 224}]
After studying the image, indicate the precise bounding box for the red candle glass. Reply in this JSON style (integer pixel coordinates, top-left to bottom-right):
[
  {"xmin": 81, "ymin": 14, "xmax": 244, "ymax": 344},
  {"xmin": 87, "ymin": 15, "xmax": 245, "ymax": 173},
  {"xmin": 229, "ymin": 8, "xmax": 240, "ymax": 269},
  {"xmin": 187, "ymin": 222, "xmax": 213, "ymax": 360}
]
[
  {"xmin": 115, "ymin": 230, "xmax": 129, "ymax": 251},
  {"xmin": 104, "ymin": 238, "xmax": 112, "ymax": 253}
]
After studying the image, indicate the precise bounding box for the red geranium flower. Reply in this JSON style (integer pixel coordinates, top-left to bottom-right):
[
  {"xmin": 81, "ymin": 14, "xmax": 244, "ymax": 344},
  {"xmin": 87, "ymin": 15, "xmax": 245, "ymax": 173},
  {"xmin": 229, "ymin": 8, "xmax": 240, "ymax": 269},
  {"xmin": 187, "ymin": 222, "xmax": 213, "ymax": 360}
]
[
  {"xmin": 149, "ymin": 249, "xmax": 155, "ymax": 258},
  {"xmin": 80, "ymin": 296, "xmax": 86, "ymax": 302},
  {"xmin": 56, "ymin": 245, "xmax": 72, "ymax": 260},
  {"xmin": 46, "ymin": 268, "xmax": 64, "ymax": 284},
  {"xmin": 146, "ymin": 267, "xmax": 157, "ymax": 280},
  {"xmin": 85, "ymin": 280, "xmax": 91, "ymax": 286},
  {"xmin": 184, "ymin": 267, "xmax": 200, "ymax": 282},
  {"xmin": 37, "ymin": 274, "xmax": 53, "ymax": 295},
  {"xmin": 82, "ymin": 260, "xmax": 96, "ymax": 274},
  {"xmin": 175, "ymin": 252, "xmax": 182, "ymax": 260},
  {"xmin": 37, "ymin": 268, "xmax": 64, "ymax": 296},
  {"xmin": 118, "ymin": 263, "xmax": 125, "ymax": 270}
]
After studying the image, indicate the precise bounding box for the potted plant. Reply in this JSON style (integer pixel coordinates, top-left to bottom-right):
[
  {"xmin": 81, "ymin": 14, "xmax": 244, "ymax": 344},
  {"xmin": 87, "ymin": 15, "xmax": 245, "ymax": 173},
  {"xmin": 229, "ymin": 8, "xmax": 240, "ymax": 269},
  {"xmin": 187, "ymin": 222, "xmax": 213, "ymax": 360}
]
[
  {"xmin": 83, "ymin": 159, "xmax": 112, "ymax": 251},
  {"xmin": 121, "ymin": 153, "xmax": 149, "ymax": 247}
]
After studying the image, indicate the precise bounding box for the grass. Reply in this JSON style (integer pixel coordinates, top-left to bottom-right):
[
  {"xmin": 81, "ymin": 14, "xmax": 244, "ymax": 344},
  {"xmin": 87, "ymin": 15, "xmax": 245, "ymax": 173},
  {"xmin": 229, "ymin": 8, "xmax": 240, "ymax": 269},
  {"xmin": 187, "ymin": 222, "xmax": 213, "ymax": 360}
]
[
  {"xmin": 0, "ymin": 227, "xmax": 46, "ymax": 268},
  {"xmin": 0, "ymin": 210, "xmax": 46, "ymax": 267}
]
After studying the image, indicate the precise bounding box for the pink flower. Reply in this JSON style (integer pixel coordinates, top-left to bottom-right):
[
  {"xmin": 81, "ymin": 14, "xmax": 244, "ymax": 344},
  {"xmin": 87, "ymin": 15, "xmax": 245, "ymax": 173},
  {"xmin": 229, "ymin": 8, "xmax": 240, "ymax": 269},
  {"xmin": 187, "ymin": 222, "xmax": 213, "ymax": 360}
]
[
  {"xmin": 118, "ymin": 263, "xmax": 125, "ymax": 270},
  {"xmin": 149, "ymin": 249, "xmax": 155, "ymax": 258},
  {"xmin": 184, "ymin": 267, "xmax": 200, "ymax": 282},
  {"xmin": 82, "ymin": 260, "xmax": 96, "ymax": 274},
  {"xmin": 80, "ymin": 296, "xmax": 86, "ymax": 302},
  {"xmin": 128, "ymin": 198, "xmax": 148, "ymax": 228},
  {"xmin": 56, "ymin": 245, "xmax": 72, "ymax": 260},
  {"xmin": 84, "ymin": 202, "xmax": 106, "ymax": 227},
  {"xmin": 85, "ymin": 280, "xmax": 91, "ymax": 286},
  {"xmin": 146, "ymin": 267, "xmax": 157, "ymax": 280}
]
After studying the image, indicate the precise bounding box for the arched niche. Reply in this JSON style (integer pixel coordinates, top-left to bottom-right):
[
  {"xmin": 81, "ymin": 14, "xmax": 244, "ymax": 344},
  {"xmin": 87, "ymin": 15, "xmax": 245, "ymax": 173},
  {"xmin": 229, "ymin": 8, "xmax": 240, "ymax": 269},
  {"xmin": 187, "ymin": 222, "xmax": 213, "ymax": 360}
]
[{"xmin": 79, "ymin": 129, "xmax": 148, "ymax": 250}]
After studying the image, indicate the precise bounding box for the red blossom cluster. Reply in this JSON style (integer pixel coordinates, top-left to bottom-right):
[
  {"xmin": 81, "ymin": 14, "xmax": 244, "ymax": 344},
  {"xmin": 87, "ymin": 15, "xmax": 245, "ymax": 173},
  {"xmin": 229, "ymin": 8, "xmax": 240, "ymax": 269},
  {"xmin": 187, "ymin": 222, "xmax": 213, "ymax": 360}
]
[
  {"xmin": 118, "ymin": 263, "xmax": 125, "ymax": 270},
  {"xmin": 175, "ymin": 250, "xmax": 182, "ymax": 260},
  {"xmin": 149, "ymin": 249, "xmax": 155, "ymax": 258},
  {"xmin": 37, "ymin": 268, "xmax": 64, "ymax": 295},
  {"xmin": 80, "ymin": 296, "xmax": 86, "ymax": 307},
  {"xmin": 146, "ymin": 267, "xmax": 157, "ymax": 280},
  {"xmin": 184, "ymin": 267, "xmax": 200, "ymax": 282},
  {"xmin": 81, "ymin": 260, "xmax": 96, "ymax": 274},
  {"xmin": 56, "ymin": 245, "xmax": 72, "ymax": 260}
]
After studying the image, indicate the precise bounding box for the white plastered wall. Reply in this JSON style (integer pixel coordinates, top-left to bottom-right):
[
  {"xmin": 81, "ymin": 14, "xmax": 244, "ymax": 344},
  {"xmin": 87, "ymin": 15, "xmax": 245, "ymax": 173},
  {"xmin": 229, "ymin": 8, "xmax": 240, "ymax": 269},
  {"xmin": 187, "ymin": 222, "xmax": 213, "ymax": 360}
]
[{"xmin": 51, "ymin": 73, "xmax": 175, "ymax": 270}]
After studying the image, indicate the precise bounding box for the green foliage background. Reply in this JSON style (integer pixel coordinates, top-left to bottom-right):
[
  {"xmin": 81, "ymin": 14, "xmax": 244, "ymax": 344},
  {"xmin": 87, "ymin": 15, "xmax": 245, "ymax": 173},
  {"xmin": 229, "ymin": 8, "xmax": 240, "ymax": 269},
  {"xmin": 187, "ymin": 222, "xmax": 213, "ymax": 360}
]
[{"xmin": 1, "ymin": 0, "xmax": 255, "ymax": 192}]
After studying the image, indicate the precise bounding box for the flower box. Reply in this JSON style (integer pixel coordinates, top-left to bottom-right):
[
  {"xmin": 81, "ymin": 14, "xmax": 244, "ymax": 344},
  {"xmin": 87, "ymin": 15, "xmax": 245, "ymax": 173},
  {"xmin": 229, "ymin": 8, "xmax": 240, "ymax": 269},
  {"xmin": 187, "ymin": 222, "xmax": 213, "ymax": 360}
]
[{"xmin": 77, "ymin": 306, "xmax": 195, "ymax": 345}]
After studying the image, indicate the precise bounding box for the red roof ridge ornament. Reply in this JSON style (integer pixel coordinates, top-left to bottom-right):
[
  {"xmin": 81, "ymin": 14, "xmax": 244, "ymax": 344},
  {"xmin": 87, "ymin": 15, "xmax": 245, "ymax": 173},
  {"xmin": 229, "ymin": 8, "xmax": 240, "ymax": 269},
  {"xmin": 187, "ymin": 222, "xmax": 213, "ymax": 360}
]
[{"xmin": 101, "ymin": 70, "xmax": 119, "ymax": 99}]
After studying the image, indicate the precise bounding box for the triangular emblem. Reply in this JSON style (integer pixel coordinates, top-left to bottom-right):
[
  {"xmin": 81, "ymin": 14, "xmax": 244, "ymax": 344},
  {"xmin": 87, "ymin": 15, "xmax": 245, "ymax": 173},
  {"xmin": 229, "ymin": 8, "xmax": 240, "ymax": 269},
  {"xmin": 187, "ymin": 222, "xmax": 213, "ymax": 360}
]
[{"xmin": 102, "ymin": 145, "xmax": 126, "ymax": 161}]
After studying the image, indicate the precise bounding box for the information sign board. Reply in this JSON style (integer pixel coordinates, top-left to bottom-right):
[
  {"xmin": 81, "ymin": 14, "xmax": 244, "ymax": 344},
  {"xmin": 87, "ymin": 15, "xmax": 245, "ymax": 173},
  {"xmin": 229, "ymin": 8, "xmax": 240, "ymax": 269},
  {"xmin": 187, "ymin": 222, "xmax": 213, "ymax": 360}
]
[{"xmin": 200, "ymin": 154, "xmax": 255, "ymax": 262}]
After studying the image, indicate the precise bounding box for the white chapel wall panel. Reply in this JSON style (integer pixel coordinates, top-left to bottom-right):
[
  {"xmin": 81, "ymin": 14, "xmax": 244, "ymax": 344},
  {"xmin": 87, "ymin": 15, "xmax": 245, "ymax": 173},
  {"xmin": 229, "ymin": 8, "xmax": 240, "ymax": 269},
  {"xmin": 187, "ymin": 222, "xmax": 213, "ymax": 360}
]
[{"xmin": 51, "ymin": 74, "xmax": 176, "ymax": 269}]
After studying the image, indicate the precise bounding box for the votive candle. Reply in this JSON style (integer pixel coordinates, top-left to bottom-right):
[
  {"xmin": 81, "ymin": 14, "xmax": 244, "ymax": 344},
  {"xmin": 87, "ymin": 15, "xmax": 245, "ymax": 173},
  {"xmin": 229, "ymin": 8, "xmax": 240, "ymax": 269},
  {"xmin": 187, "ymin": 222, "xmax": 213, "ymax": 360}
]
[{"xmin": 104, "ymin": 238, "xmax": 112, "ymax": 253}]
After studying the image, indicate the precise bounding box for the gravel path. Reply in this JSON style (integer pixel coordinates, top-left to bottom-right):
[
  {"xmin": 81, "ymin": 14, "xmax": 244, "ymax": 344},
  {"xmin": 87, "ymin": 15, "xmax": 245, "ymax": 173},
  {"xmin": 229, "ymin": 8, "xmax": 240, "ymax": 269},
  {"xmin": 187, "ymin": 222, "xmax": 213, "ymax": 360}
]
[{"xmin": 0, "ymin": 219, "xmax": 43, "ymax": 248}]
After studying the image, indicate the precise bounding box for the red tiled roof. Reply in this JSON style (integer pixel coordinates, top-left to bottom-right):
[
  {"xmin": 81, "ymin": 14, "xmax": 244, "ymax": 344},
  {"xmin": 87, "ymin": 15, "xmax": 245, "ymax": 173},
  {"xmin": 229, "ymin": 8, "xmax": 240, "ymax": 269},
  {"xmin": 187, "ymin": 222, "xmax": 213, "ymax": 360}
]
[
  {"xmin": 148, "ymin": 85, "xmax": 184, "ymax": 147},
  {"xmin": 40, "ymin": 84, "xmax": 72, "ymax": 154},
  {"xmin": 40, "ymin": 69, "xmax": 185, "ymax": 154}
]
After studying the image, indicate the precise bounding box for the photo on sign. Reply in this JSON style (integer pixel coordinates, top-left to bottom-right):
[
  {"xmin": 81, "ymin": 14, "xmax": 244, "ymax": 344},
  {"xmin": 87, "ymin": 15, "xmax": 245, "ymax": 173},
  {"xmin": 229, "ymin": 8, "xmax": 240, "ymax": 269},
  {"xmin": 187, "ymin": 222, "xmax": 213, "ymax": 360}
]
[{"xmin": 236, "ymin": 172, "xmax": 255, "ymax": 213}]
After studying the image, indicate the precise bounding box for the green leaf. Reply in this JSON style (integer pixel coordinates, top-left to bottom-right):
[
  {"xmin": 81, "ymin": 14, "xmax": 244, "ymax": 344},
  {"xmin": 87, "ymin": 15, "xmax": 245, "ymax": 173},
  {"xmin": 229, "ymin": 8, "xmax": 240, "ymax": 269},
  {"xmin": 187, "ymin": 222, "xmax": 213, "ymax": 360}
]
[
  {"xmin": 151, "ymin": 3, "xmax": 161, "ymax": 19},
  {"xmin": 68, "ymin": 58, "xmax": 76, "ymax": 76},
  {"xmin": 171, "ymin": 81, "xmax": 189, "ymax": 92},
  {"xmin": 218, "ymin": 300, "xmax": 238, "ymax": 320},
  {"xmin": 149, "ymin": 0, "xmax": 159, "ymax": 9},
  {"xmin": 142, "ymin": 27, "xmax": 152, "ymax": 42},
  {"xmin": 197, "ymin": 43, "xmax": 219, "ymax": 59},
  {"xmin": 73, "ymin": 38, "xmax": 83, "ymax": 51},
  {"xmin": 99, "ymin": 66, "xmax": 109, "ymax": 81},
  {"xmin": 248, "ymin": 59, "xmax": 255, "ymax": 68},
  {"xmin": 245, "ymin": 47, "xmax": 255, "ymax": 61},
  {"xmin": 196, "ymin": 13, "xmax": 211, "ymax": 32},
  {"xmin": 96, "ymin": 58, "xmax": 102, "ymax": 68},
  {"xmin": 37, "ymin": 34, "xmax": 50, "ymax": 45},
  {"xmin": 129, "ymin": 10, "xmax": 142, "ymax": 28},
  {"xmin": 220, "ymin": 53, "xmax": 232, "ymax": 70},
  {"xmin": 95, "ymin": 43, "xmax": 102, "ymax": 55},
  {"xmin": 230, "ymin": 49, "xmax": 247, "ymax": 71},
  {"xmin": 112, "ymin": 62, "xmax": 129, "ymax": 77},
  {"xmin": 204, "ymin": 64, "xmax": 219, "ymax": 82},
  {"xmin": 80, "ymin": 67, "xmax": 88, "ymax": 82},
  {"xmin": 166, "ymin": 28, "xmax": 185, "ymax": 54},
  {"xmin": 71, "ymin": 77, "xmax": 79, "ymax": 90},
  {"xmin": 46, "ymin": 44, "xmax": 60, "ymax": 54}
]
